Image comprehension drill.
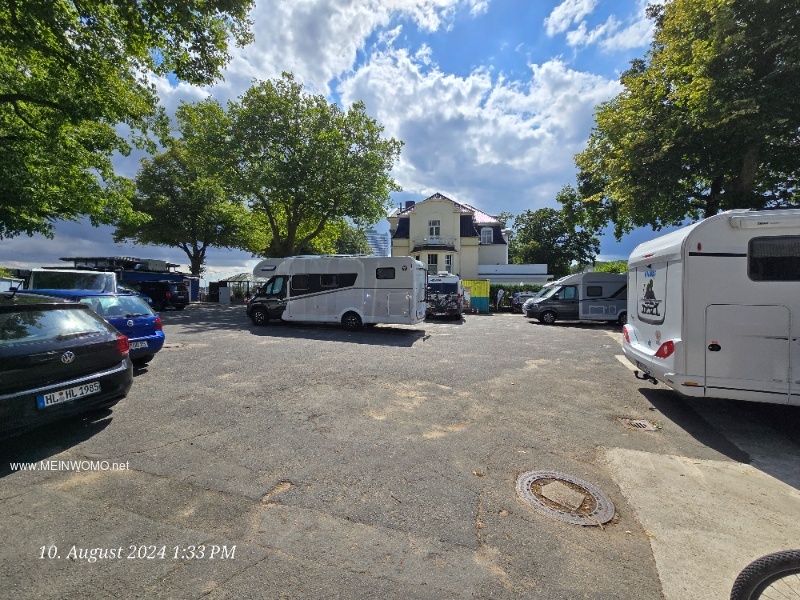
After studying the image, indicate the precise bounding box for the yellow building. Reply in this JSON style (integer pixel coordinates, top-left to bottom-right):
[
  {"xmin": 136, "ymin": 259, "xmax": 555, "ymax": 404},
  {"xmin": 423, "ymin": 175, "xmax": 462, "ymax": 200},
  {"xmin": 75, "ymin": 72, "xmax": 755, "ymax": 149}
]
[{"xmin": 387, "ymin": 193, "xmax": 509, "ymax": 280}]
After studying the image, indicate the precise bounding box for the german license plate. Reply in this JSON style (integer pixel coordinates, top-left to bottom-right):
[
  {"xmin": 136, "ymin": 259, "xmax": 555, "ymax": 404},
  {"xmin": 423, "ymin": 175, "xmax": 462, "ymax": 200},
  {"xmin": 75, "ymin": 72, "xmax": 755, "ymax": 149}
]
[
  {"xmin": 130, "ymin": 341, "xmax": 149, "ymax": 350},
  {"xmin": 636, "ymin": 360, "xmax": 651, "ymax": 375},
  {"xmin": 37, "ymin": 381, "xmax": 101, "ymax": 408}
]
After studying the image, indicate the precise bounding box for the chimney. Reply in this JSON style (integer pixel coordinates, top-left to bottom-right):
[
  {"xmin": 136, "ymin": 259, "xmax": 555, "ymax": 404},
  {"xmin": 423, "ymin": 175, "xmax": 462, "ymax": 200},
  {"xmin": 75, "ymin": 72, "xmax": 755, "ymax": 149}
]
[{"xmin": 405, "ymin": 200, "xmax": 416, "ymax": 210}]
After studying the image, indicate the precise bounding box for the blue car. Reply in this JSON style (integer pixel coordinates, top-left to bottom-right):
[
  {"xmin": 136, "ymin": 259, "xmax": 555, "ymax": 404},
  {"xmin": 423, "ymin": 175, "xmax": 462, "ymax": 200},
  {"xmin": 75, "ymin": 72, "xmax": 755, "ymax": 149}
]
[{"xmin": 23, "ymin": 290, "xmax": 165, "ymax": 367}]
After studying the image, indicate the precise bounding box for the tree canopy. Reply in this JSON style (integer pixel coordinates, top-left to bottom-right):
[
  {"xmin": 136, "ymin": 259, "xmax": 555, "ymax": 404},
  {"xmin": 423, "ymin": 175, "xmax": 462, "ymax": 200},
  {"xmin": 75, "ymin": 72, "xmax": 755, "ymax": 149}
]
[
  {"xmin": 0, "ymin": 0, "xmax": 254, "ymax": 239},
  {"xmin": 226, "ymin": 73, "xmax": 403, "ymax": 257},
  {"xmin": 114, "ymin": 101, "xmax": 255, "ymax": 276},
  {"xmin": 508, "ymin": 196, "xmax": 600, "ymax": 278},
  {"xmin": 572, "ymin": 0, "xmax": 800, "ymax": 238}
]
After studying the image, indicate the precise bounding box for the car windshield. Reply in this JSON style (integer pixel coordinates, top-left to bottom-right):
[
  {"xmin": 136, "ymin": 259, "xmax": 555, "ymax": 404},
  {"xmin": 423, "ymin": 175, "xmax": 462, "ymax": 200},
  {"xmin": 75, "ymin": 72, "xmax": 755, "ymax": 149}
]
[
  {"xmin": 0, "ymin": 306, "xmax": 108, "ymax": 344},
  {"xmin": 81, "ymin": 296, "xmax": 154, "ymax": 318}
]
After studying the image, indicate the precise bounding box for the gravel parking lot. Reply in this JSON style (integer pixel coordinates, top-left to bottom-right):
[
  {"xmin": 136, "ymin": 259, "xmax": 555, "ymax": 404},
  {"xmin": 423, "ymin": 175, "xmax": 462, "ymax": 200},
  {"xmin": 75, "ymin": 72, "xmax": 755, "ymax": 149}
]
[{"xmin": 3, "ymin": 304, "xmax": 799, "ymax": 599}]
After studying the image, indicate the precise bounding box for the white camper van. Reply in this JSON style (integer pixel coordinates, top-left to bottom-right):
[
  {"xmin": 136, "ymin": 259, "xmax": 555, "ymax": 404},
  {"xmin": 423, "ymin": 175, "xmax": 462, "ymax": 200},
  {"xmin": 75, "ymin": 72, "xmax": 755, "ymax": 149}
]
[
  {"xmin": 622, "ymin": 208, "xmax": 800, "ymax": 406},
  {"xmin": 247, "ymin": 256, "xmax": 427, "ymax": 330},
  {"xmin": 524, "ymin": 272, "xmax": 627, "ymax": 324},
  {"xmin": 426, "ymin": 272, "xmax": 464, "ymax": 318}
]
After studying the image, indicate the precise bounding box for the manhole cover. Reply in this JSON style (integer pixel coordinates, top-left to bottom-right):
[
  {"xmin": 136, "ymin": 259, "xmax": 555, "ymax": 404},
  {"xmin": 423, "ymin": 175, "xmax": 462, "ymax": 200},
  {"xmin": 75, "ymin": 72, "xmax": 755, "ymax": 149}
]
[
  {"xmin": 619, "ymin": 418, "xmax": 659, "ymax": 431},
  {"xmin": 516, "ymin": 470, "xmax": 615, "ymax": 526}
]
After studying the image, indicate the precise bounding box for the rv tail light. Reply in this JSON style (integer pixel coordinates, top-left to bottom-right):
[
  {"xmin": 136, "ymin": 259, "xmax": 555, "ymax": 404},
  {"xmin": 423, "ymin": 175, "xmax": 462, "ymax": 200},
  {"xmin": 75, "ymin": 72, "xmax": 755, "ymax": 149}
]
[
  {"xmin": 654, "ymin": 340, "xmax": 675, "ymax": 359},
  {"xmin": 116, "ymin": 334, "xmax": 130, "ymax": 356},
  {"xmin": 622, "ymin": 325, "xmax": 631, "ymax": 344}
]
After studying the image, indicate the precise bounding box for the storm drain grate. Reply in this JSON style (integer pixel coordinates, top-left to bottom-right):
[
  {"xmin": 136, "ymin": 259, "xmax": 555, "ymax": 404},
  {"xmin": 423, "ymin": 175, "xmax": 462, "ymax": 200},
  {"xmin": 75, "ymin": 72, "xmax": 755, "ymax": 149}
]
[
  {"xmin": 516, "ymin": 470, "xmax": 615, "ymax": 526},
  {"xmin": 618, "ymin": 418, "xmax": 659, "ymax": 432}
]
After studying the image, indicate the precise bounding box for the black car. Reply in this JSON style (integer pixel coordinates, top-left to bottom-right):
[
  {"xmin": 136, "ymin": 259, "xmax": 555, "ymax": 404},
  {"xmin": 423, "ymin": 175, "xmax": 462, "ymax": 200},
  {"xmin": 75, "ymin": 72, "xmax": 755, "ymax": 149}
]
[
  {"xmin": 0, "ymin": 292, "xmax": 134, "ymax": 438},
  {"xmin": 131, "ymin": 280, "xmax": 189, "ymax": 311}
]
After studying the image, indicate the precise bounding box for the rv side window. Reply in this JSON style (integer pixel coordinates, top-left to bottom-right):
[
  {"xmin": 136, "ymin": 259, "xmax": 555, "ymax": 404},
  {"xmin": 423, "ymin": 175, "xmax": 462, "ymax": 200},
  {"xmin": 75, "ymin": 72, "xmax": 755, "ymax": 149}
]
[
  {"xmin": 376, "ymin": 268, "xmax": 395, "ymax": 279},
  {"xmin": 320, "ymin": 274, "xmax": 338, "ymax": 288},
  {"xmin": 292, "ymin": 275, "xmax": 309, "ymax": 291},
  {"xmin": 586, "ymin": 285, "xmax": 603, "ymax": 297},
  {"xmin": 610, "ymin": 285, "xmax": 627, "ymax": 300},
  {"xmin": 748, "ymin": 236, "xmax": 800, "ymax": 281}
]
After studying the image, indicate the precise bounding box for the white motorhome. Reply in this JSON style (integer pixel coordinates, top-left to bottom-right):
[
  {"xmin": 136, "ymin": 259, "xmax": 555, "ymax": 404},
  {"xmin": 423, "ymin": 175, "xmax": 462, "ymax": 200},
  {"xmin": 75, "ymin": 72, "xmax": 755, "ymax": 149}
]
[
  {"xmin": 26, "ymin": 268, "xmax": 118, "ymax": 292},
  {"xmin": 426, "ymin": 272, "xmax": 464, "ymax": 318},
  {"xmin": 622, "ymin": 208, "xmax": 800, "ymax": 406},
  {"xmin": 247, "ymin": 255, "xmax": 427, "ymax": 330},
  {"xmin": 524, "ymin": 272, "xmax": 627, "ymax": 324}
]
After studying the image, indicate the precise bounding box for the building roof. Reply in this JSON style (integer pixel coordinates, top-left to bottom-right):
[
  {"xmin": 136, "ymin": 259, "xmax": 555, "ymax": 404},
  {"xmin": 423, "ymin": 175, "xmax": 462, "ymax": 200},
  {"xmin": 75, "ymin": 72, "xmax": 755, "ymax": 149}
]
[{"xmin": 393, "ymin": 193, "xmax": 502, "ymax": 225}]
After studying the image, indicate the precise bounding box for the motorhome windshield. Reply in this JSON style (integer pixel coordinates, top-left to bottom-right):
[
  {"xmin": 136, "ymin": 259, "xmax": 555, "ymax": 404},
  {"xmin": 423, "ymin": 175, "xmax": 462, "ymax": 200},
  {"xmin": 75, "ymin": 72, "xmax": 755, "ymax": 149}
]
[
  {"xmin": 540, "ymin": 285, "xmax": 562, "ymax": 300},
  {"xmin": 28, "ymin": 271, "xmax": 116, "ymax": 292}
]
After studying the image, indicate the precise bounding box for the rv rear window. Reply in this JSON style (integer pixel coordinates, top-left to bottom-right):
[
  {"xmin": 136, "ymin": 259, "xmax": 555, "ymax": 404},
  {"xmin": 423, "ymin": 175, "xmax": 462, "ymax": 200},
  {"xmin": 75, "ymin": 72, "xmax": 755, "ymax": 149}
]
[
  {"xmin": 586, "ymin": 285, "xmax": 603, "ymax": 297},
  {"xmin": 749, "ymin": 236, "xmax": 800, "ymax": 281},
  {"xmin": 376, "ymin": 268, "xmax": 395, "ymax": 280}
]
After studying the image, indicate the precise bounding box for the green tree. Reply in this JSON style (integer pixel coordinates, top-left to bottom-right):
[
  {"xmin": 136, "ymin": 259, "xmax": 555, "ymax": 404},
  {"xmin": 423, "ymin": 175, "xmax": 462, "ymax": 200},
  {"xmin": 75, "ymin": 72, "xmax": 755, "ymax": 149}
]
[
  {"xmin": 593, "ymin": 260, "xmax": 627, "ymax": 274},
  {"xmin": 114, "ymin": 101, "xmax": 254, "ymax": 276},
  {"xmin": 227, "ymin": 74, "xmax": 403, "ymax": 257},
  {"xmin": 0, "ymin": 0, "xmax": 254, "ymax": 239},
  {"xmin": 573, "ymin": 0, "xmax": 800, "ymax": 239},
  {"xmin": 509, "ymin": 199, "xmax": 599, "ymax": 278}
]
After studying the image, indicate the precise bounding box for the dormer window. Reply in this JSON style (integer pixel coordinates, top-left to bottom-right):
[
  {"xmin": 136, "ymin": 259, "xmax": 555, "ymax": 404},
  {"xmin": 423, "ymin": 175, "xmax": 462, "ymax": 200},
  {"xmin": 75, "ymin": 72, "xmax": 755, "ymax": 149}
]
[{"xmin": 480, "ymin": 227, "xmax": 493, "ymax": 244}]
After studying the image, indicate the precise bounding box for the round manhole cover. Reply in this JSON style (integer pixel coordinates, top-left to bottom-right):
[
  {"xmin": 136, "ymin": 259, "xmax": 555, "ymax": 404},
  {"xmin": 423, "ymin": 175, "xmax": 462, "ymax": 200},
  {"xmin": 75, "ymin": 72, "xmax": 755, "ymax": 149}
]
[{"xmin": 515, "ymin": 470, "xmax": 615, "ymax": 526}]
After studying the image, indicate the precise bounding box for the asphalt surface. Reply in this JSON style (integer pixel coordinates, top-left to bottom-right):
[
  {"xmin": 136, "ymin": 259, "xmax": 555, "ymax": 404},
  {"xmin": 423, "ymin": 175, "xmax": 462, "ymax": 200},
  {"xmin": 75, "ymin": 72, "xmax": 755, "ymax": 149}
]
[{"xmin": 2, "ymin": 304, "xmax": 799, "ymax": 599}]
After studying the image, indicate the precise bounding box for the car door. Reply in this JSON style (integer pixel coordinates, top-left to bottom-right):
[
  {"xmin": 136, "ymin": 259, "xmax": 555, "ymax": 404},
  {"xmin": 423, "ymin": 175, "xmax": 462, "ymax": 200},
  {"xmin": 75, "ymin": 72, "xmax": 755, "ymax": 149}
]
[{"xmin": 556, "ymin": 285, "xmax": 579, "ymax": 319}]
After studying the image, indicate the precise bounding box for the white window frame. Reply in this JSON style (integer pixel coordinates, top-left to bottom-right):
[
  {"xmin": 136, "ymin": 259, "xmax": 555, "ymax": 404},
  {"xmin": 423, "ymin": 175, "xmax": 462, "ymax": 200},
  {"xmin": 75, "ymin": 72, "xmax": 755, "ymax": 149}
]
[
  {"xmin": 427, "ymin": 254, "xmax": 438, "ymax": 273},
  {"xmin": 429, "ymin": 220, "xmax": 441, "ymax": 238},
  {"xmin": 445, "ymin": 254, "xmax": 453, "ymax": 273},
  {"xmin": 481, "ymin": 227, "xmax": 493, "ymax": 244}
]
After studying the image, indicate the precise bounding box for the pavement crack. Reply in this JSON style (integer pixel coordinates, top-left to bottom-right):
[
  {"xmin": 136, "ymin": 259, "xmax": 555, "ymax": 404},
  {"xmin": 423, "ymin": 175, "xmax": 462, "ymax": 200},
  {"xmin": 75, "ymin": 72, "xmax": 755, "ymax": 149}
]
[{"xmin": 119, "ymin": 425, "xmax": 237, "ymax": 456}]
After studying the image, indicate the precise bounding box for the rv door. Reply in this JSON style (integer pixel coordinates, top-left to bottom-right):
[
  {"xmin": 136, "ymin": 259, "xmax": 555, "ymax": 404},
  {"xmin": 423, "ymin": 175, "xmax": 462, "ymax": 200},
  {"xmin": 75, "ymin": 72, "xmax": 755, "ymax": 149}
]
[{"xmin": 705, "ymin": 304, "xmax": 789, "ymax": 402}]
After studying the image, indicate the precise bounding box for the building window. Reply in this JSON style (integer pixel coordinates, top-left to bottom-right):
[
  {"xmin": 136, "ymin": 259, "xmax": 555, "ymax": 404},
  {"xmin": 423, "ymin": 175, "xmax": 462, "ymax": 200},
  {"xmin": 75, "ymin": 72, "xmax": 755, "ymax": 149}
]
[
  {"xmin": 445, "ymin": 255, "xmax": 453, "ymax": 273},
  {"xmin": 481, "ymin": 227, "xmax": 493, "ymax": 244},
  {"xmin": 427, "ymin": 254, "xmax": 438, "ymax": 273},
  {"xmin": 429, "ymin": 220, "xmax": 441, "ymax": 238}
]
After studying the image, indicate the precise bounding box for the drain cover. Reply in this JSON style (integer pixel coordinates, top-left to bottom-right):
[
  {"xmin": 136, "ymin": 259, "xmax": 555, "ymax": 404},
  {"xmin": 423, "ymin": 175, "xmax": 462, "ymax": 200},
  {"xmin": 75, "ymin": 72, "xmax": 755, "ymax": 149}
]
[
  {"xmin": 516, "ymin": 470, "xmax": 615, "ymax": 526},
  {"xmin": 619, "ymin": 418, "xmax": 658, "ymax": 431}
]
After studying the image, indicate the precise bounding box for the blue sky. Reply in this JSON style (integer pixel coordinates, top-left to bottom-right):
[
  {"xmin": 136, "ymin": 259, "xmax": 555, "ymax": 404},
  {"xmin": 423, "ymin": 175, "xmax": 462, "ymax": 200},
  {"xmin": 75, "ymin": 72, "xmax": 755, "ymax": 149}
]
[{"xmin": 1, "ymin": 0, "xmax": 670, "ymax": 282}]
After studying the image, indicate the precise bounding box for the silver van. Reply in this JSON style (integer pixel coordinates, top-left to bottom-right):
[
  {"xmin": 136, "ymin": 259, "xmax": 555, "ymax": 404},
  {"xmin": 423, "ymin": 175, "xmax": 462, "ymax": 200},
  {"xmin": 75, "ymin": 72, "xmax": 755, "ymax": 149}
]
[{"xmin": 525, "ymin": 272, "xmax": 627, "ymax": 325}]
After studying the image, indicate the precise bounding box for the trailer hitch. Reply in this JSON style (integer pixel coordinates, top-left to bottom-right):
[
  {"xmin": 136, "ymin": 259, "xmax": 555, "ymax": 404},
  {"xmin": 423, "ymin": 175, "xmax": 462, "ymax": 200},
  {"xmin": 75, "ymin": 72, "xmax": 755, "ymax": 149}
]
[{"xmin": 634, "ymin": 370, "xmax": 659, "ymax": 385}]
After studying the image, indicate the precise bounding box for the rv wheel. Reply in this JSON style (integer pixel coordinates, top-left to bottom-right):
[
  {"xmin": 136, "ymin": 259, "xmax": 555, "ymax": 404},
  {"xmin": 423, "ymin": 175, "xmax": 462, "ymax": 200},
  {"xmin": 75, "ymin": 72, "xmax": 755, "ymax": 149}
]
[
  {"xmin": 618, "ymin": 311, "xmax": 627, "ymax": 326},
  {"xmin": 250, "ymin": 307, "xmax": 269, "ymax": 326},
  {"xmin": 539, "ymin": 311, "xmax": 557, "ymax": 325},
  {"xmin": 342, "ymin": 312, "xmax": 363, "ymax": 331}
]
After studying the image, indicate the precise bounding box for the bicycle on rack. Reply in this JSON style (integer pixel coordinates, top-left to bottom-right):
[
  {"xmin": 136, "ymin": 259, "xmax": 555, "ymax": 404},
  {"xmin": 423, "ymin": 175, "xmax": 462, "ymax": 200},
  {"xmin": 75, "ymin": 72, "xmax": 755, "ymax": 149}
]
[{"xmin": 730, "ymin": 549, "xmax": 800, "ymax": 599}]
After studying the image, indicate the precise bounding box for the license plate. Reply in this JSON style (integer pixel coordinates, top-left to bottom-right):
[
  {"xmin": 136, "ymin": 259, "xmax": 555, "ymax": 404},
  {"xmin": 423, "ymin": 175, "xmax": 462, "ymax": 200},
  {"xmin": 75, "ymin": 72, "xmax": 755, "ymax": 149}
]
[
  {"xmin": 37, "ymin": 381, "xmax": 101, "ymax": 408},
  {"xmin": 636, "ymin": 360, "xmax": 651, "ymax": 375},
  {"xmin": 130, "ymin": 341, "xmax": 149, "ymax": 350}
]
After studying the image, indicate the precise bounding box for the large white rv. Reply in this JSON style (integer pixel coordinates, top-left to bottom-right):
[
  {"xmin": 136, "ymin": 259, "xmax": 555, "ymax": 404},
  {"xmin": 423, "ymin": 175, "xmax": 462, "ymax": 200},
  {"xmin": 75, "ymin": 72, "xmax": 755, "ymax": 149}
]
[
  {"xmin": 622, "ymin": 208, "xmax": 800, "ymax": 405},
  {"xmin": 247, "ymin": 256, "xmax": 427, "ymax": 330}
]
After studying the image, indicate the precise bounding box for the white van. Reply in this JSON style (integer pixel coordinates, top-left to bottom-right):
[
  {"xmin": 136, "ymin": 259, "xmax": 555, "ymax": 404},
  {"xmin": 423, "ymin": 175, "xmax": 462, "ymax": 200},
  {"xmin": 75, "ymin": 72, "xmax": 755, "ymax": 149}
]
[
  {"xmin": 524, "ymin": 272, "xmax": 627, "ymax": 324},
  {"xmin": 622, "ymin": 208, "xmax": 800, "ymax": 405},
  {"xmin": 248, "ymin": 256, "xmax": 427, "ymax": 330},
  {"xmin": 27, "ymin": 268, "xmax": 118, "ymax": 292}
]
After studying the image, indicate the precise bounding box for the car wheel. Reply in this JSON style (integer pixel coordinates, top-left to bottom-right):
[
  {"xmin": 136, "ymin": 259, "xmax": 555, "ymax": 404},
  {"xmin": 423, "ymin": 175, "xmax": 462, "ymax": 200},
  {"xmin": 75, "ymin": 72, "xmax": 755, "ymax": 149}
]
[
  {"xmin": 133, "ymin": 355, "xmax": 154, "ymax": 367},
  {"xmin": 342, "ymin": 311, "xmax": 362, "ymax": 331},
  {"xmin": 250, "ymin": 306, "xmax": 269, "ymax": 326},
  {"xmin": 539, "ymin": 310, "xmax": 557, "ymax": 325},
  {"xmin": 617, "ymin": 311, "xmax": 627, "ymax": 326}
]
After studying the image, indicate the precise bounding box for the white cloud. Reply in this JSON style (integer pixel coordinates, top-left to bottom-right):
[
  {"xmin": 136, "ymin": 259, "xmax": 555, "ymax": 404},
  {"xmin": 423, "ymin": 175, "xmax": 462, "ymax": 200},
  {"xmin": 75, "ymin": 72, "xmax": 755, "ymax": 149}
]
[
  {"xmin": 544, "ymin": 0, "xmax": 599, "ymax": 36},
  {"xmin": 565, "ymin": 16, "xmax": 620, "ymax": 48},
  {"xmin": 337, "ymin": 45, "xmax": 620, "ymax": 215}
]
